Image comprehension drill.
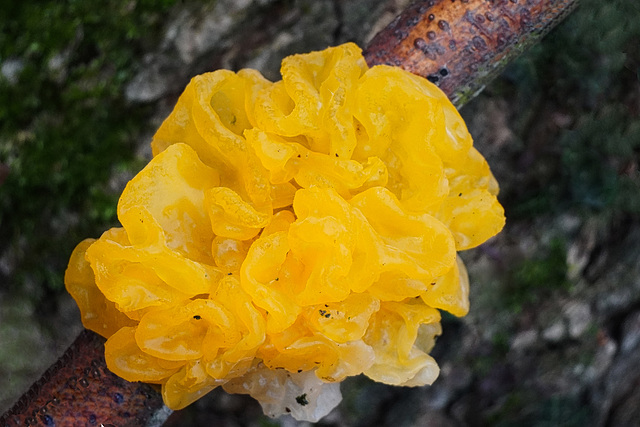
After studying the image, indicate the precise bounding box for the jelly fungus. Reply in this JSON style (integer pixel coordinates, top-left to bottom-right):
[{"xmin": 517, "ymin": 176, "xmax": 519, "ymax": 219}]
[{"xmin": 65, "ymin": 43, "xmax": 504, "ymax": 422}]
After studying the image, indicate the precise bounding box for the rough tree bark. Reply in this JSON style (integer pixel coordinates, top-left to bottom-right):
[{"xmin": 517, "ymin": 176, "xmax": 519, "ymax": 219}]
[{"xmin": 365, "ymin": 0, "xmax": 579, "ymax": 108}]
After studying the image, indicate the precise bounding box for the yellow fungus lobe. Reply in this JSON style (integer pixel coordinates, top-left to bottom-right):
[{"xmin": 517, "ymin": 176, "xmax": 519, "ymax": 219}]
[{"xmin": 65, "ymin": 42, "xmax": 505, "ymax": 421}]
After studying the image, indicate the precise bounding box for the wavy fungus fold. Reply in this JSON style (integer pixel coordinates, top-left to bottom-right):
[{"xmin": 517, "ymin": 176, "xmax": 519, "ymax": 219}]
[{"xmin": 65, "ymin": 43, "xmax": 504, "ymax": 421}]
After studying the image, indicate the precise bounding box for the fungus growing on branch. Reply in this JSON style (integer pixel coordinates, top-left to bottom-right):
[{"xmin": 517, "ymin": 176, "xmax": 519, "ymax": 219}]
[{"xmin": 65, "ymin": 43, "xmax": 504, "ymax": 422}]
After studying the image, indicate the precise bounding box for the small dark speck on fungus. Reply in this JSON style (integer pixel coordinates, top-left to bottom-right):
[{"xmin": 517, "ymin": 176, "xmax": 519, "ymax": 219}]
[{"xmin": 296, "ymin": 393, "xmax": 309, "ymax": 406}]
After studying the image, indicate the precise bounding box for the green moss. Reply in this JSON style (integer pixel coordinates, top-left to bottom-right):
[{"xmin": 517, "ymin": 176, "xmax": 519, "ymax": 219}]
[
  {"xmin": 503, "ymin": 238, "xmax": 570, "ymax": 313},
  {"xmin": 0, "ymin": 1, "xmax": 183, "ymax": 300},
  {"xmin": 491, "ymin": 394, "xmax": 592, "ymax": 427},
  {"xmin": 499, "ymin": 0, "xmax": 640, "ymax": 219},
  {"xmin": 485, "ymin": 390, "xmax": 532, "ymax": 427},
  {"xmin": 258, "ymin": 418, "xmax": 281, "ymax": 427}
]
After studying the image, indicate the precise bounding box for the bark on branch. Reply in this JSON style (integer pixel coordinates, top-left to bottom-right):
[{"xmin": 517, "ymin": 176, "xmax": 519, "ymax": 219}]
[{"xmin": 364, "ymin": 0, "xmax": 579, "ymax": 108}]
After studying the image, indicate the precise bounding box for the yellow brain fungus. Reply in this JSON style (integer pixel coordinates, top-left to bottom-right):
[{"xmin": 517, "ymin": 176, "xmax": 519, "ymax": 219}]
[{"xmin": 65, "ymin": 42, "xmax": 505, "ymax": 421}]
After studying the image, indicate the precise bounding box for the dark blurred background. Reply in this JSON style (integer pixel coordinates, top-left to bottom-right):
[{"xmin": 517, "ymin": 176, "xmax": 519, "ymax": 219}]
[{"xmin": 1, "ymin": 0, "xmax": 639, "ymax": 425}]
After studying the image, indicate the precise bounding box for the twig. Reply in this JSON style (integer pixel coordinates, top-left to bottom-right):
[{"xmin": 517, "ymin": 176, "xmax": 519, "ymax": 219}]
[
  {"xmin": 364, "ymin": 0, "xmax": 579, "ymax": 108},
  {"xmin": 1, "ymin": 330, "xmax": 169, "ymax": 427}
]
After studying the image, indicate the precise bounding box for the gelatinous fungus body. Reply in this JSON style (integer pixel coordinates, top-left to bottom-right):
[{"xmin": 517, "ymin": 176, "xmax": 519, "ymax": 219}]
[{"xmin": 63, "ymin": 43, "xmax": 505, "ymax": 422}]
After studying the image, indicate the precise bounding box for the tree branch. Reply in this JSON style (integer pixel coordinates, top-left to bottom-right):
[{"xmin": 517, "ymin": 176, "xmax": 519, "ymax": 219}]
[{"xmin": 364, "ymin": 0, "xmax": 579, "ymax": 108}]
